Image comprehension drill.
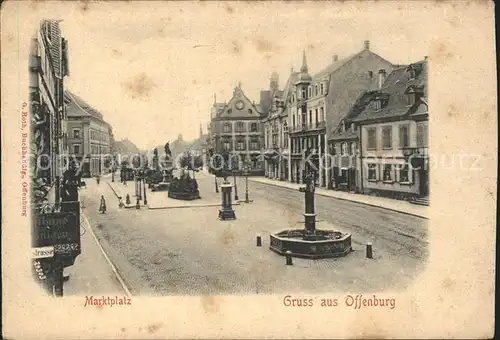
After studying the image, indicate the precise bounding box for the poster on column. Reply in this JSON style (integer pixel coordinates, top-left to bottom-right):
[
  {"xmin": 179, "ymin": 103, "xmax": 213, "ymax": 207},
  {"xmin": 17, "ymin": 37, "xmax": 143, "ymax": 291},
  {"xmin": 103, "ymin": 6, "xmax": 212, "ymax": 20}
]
[{"xmin": 1, "ymin": 1, "xmax": 496, "ymax": 339}]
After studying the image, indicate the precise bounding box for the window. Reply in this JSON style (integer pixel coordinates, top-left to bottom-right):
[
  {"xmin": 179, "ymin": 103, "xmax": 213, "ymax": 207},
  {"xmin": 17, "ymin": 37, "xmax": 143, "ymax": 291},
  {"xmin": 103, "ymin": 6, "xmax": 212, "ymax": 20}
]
[
  {"xmin": 341, "ymin": 143, "xmax": 348, "ymax": 155},
  {"xmin": 292, "ymin": 115, "xmax": 296, "ymax": 127},
  {"xmin": 223, "ymin": 123, "xmax": 231, "ymax": 133},
  {"xmin": 383, "ymin": 164, "xmax": 393, "ymax": 181},
  {"xmin": 320, "ymin": 83, "xmax": 324, "ymax": 94},
  {"xmin": 236, "ymin": 139, "xmax": 245, "ymax": 150},
  {"xmin": 73, "ymin": 129, "xmax": 80, "ymax": 138},
  {"xmin": 399, "ymin": 164, "xmax": 409, "ymax": 183},
  {"xmin": 250, "ymin": 123, "xmax": 258, "ymax": 132},
  {"xmin": 250, "ymin": 136, "xmax": 259, "ymax": 150},
  {"xmin": 367, "ymin": 128, "xmax": 377, "ymax": 150},
  {"xmin": 368, "ymin": 164, "xmax": 377, "ymax": 180},
  {"xmin": 320, "ymin": 107, "xmax": 324, "ymax": 121},
  {"xmin": 374, "ymin": 100, "xmax": 382, "ymax": 110},
  {"xmin": 223, "ymin": 139, "xmax": 231, "ymax": 150},
  {"xmin": 292, "ymin": 93, "xmax": 296, "ymax": 103},
  {"xmin": 382, "ymin": 126, "xmax": 392, "ymax": 149},
  {"xmin": 315, "ymin": 108, "xmax": 319, "ymax": 124},
  {"xmin": 351, "ymin": 142, "xmax": 357, "ymax": 155},
  {"xmin": 236, "ymin": 122, "xmax": 244, "ymax": 132},
  {"xmin": 417, "ymin": 124, "xmax": 428, "ymax": 147},
  {"xmin": 308, "ymin": 87, "xmax": 312, "ymax": 97},
  {"xmin": 315, "ymin": 85, "xmax": 318, "ymax": 96},
  {"xmin": 351, "ymin": 123, "xmax": 356, "ymax": 132},
  {"xmin": 399, "ymin": 125, "xmax": 409, "ymax": 148},
  {"xmin": 406, "ymin": 93, "xmax": 415, "ymax": 106},
  {"xmin": 368, "ymin": 71, "xmax": 373, "ymax": 79},
  {"xmin": 301, "ymin": 88, "xmax": 306, "ymax": 99},
  {"xmin": 73, "ymin": 145, "xmax": 80, "ymax": 154},
  {"xmin": 309, "ymin": 110, "xmax": 312, "ymax": 124}
]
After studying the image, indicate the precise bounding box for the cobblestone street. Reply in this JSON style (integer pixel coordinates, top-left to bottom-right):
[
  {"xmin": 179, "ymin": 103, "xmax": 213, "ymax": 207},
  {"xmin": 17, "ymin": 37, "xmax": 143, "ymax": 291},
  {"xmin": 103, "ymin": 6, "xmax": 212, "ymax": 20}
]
[{"xmin": 78, "ymin": 172, "xmax": 428, "ymax": 296}]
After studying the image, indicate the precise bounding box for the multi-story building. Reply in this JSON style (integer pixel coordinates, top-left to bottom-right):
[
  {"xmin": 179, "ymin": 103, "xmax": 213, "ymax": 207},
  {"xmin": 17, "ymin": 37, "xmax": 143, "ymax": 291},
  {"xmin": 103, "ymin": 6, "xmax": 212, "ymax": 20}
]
[
  {"xmin": 209, "ymin": 84, "xmax": 264, "ymax": 175},
  {"xmin": 261, "ymin": 72, "xmax": 291, "ymax": 180},
  {"xmin": 29, "ymin": 19, "xmax": 70, "ymax": 203},
  {"xmin": 351, "ymin": 59, "xmax": 429, "ymax": 201},
  {"xmin": 64, "ymin": 91, "xmax": 113, "ymax": 177},
  {"xmin": 289, "ymin": 41, "xmax": 395, "ymax": 187}
]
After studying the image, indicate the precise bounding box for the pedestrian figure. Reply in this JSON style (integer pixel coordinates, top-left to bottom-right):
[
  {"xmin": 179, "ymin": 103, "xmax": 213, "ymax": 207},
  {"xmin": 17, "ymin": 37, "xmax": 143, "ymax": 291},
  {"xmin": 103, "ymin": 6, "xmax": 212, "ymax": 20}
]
[
  {"xmin": 99, "ymin": 195, "xmax": 107, "ymax": 214},
  {"xmin": 125, "ymin": 194, "xmax": 131, "ymax": 206},
  {"xmin": 118, "ymin": 196, "xmax": 124, "ymax": 208},
  {"xmin": 96, "ymin": 175, "xmax": 100, "ymax": 185}
]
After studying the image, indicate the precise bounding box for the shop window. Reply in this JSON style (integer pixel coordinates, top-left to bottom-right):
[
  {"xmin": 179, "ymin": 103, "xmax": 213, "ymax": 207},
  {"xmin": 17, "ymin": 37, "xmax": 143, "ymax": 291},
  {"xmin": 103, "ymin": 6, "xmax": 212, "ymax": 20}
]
[
  {"xmin": 383, "ymin": 164, "xmax": 393, "ymax": 181},
  {"xmin": 368, "ymin": 164, "xmax": 377, "ymax": 180},
  {"xmin": 399, "ymin": 164, "xmax": 409, "ymax": 183}
]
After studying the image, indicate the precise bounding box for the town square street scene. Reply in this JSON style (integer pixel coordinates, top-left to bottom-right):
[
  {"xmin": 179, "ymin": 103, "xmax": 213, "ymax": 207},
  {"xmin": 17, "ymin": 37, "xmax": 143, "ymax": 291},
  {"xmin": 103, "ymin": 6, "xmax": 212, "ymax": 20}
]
[{"xmin": 29, "ymin": 13, "xmax": 429, "ymax": 296}]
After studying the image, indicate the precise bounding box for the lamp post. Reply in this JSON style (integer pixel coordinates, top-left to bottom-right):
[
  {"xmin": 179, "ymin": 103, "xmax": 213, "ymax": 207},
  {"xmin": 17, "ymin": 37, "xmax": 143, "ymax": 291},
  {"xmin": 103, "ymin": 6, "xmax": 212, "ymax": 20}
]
[
  {"xmin": 232, "ymin": 169, "xmax": 239, "ymax": 201},
  {"xmin": 138, "ymin": 172, "xmax": 142, "ymax": 200},
  {"xmin": 143, "ymin": 177, "xmax": 147, "ymax": 205},
  {"xmin": 241, "ymin": 163, "xmax": 253, "ymax": 203}
]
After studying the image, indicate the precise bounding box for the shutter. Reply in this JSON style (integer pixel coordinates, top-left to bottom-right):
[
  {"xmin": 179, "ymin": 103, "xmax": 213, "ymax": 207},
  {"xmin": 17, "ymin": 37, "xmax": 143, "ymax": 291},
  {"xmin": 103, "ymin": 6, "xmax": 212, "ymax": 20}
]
[{"xmin": 48, "ymin": 21, "xmax": 62, "ymax": 79}]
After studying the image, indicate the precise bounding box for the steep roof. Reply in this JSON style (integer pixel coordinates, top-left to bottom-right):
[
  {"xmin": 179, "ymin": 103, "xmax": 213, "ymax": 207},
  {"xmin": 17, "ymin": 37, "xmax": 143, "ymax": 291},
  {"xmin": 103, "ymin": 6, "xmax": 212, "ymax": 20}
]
[
  {"xmin": 352, "ymin": 60, "xmax": 428, "ymax": 123},
  {"xmin": 280, "ymin": 71, "xmax": 300, "ymax": 102},
  {"xmin": 329, "ymin": 91, "xmax": 377, "ymax": 141},
  {"xmin": 65, "ymin": 90, "xmax": 110, "ymax": 126},
  {"xmin": 312, "ymin": 54, "xmax": 357, "ymax": 81},
  {"xmin": 113, "ymin": 139, "xmax": 141, "ymax": 155}
]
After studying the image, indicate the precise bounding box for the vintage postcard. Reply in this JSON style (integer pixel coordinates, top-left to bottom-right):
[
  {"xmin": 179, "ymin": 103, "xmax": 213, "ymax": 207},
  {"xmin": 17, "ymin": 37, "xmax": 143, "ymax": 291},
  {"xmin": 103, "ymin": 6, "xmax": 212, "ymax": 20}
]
[{"xmin": 1, "ymin": 1, "xmax": 496, "ymax": 339}]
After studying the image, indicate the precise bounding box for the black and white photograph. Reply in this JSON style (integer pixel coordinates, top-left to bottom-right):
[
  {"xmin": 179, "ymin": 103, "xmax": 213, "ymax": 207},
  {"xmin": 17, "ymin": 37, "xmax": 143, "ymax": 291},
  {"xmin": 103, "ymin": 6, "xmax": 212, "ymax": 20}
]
[{"xmin": 1, "ymin": 1, "xmax": 496, "ymax": 339}]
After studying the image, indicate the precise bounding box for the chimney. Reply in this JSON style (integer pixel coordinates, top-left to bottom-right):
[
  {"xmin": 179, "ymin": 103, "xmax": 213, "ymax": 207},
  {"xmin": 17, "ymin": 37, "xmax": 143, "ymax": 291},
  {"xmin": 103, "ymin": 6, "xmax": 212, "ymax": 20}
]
[
  {"xmin": 332, "ymin": 55, "xmax": 338, "ymax": 62},
  {"xmin": 364, "ymin": 40, "xmax": 370, "ymax": 50},
  {"xmin": 378, "ymin": 69, "xmax": 386, "ymax": 89}
]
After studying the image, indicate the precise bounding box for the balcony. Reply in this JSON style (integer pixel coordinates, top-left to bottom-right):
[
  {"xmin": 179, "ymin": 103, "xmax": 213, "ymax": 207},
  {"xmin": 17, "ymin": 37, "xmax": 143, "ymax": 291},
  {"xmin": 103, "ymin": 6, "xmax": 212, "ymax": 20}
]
[{"xmin": 290, "ymin": 121, "xmax": 326, "ymax": 133}]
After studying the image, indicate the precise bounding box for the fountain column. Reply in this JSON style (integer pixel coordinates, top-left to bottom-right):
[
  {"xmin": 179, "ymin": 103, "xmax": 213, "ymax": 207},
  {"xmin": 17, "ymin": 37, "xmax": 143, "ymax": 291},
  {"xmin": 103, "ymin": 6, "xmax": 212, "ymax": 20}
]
[{"xmin": 304, "ymin": 172, "xmax": 316, "ymax": 234}]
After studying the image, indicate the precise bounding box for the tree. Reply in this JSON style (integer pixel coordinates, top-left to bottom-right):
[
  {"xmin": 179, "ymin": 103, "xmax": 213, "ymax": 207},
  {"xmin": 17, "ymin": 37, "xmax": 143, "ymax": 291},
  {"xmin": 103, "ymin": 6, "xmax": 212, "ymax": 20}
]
[{"xmin": 179, "ymin": 151, "xmax": 204, "ymax": 179}]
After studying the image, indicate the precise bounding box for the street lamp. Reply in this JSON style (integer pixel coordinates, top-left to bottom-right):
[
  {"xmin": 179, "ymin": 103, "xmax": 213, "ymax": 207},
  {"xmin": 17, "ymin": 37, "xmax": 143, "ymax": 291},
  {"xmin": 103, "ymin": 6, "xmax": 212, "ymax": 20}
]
[
  {"xmin": 232, "ymin": 168, "xmax": 239, "ymax": 201},
  {"xmin": 241, "ymin": 162, "xmax": 253, "ymax": 203},
  {"xmin": 143, "ymin": 176, "xmax": 148, "ymax": 205},
  {"xmin": 138, "ymin": 171, "xmax": 142, "ymax": 200}
]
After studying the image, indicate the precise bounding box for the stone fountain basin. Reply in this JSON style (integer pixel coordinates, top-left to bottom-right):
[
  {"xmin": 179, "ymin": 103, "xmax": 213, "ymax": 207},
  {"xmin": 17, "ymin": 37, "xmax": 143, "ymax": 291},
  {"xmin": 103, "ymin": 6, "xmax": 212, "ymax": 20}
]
[{"xmin": 269, "ymin": 229, "xmax": 352, "ymax": 259}]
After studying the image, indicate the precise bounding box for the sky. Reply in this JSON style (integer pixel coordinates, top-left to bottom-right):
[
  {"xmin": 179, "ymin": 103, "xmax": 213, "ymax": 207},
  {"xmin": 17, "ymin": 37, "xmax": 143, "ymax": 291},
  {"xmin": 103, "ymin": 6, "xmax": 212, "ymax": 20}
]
[{"xmin": 57, "ymin": 1, "xmax": 443, "ymax": 150}]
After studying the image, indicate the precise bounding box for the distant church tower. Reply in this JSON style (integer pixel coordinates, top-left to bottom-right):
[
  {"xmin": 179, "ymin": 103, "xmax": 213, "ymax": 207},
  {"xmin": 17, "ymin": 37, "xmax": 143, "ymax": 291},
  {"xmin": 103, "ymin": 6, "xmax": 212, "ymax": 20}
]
[
  {"xmin": 270, "ymin": 71, "xmax": 279, "ymax": 92},
  {"xmin": 199, "ymin": 123, "xmax": 203, "ymax": 138}
]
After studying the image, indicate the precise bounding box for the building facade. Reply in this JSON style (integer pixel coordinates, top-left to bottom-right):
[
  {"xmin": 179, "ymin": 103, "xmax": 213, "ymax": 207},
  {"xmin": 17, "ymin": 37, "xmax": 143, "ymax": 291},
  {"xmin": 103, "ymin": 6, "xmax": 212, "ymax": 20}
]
[
  {"xmin": 352, "ymin": 59, "xmax": 429, "ymax": 201},
  {"xmin": 288, "ymin": 41, "xmax": 395, "ymax": 187},
  {"xmin": 29, "ymin": 20, "xmax": 70, "ymax": 203},
  {"xmin": 64, "ymin": 91, "xmax": 113, "ymax": 177},
  {"xmin": 261, "ymin": 72, "xmax": 291, "ymax": 180},
  {"xmin": 209, "ymin": 85, "xmax": 264, "ymax": 175}
]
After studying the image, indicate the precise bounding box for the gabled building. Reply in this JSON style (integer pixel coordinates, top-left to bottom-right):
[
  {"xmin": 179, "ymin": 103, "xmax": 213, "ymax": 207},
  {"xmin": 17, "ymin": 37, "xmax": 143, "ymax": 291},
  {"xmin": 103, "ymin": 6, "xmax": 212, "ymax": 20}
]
[
  {"xmin": 289, "ymin": 41, "xmax": 395, "ymax": 187},
  {"xmin": 351, "ymin": 59, "xmax": 429, "ymax": 201},
  {"xmin": 209, "ymin": 84, "xmax": 264, "ymax": 175},
  {"xmin": 64, "ymin": 91, "xmax": 113, "ymax": 177}
]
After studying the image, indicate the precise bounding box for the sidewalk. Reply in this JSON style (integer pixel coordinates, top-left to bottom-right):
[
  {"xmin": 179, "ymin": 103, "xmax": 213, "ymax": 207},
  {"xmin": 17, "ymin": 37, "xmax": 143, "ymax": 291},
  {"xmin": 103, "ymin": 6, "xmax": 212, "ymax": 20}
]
[
  {"xmin": 63, "ymin": 184, "xmax": 128, "ymax": 295},
  {"xmin": 248, "ymin": 176, "xmax": 429, "ymax": 219}
]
